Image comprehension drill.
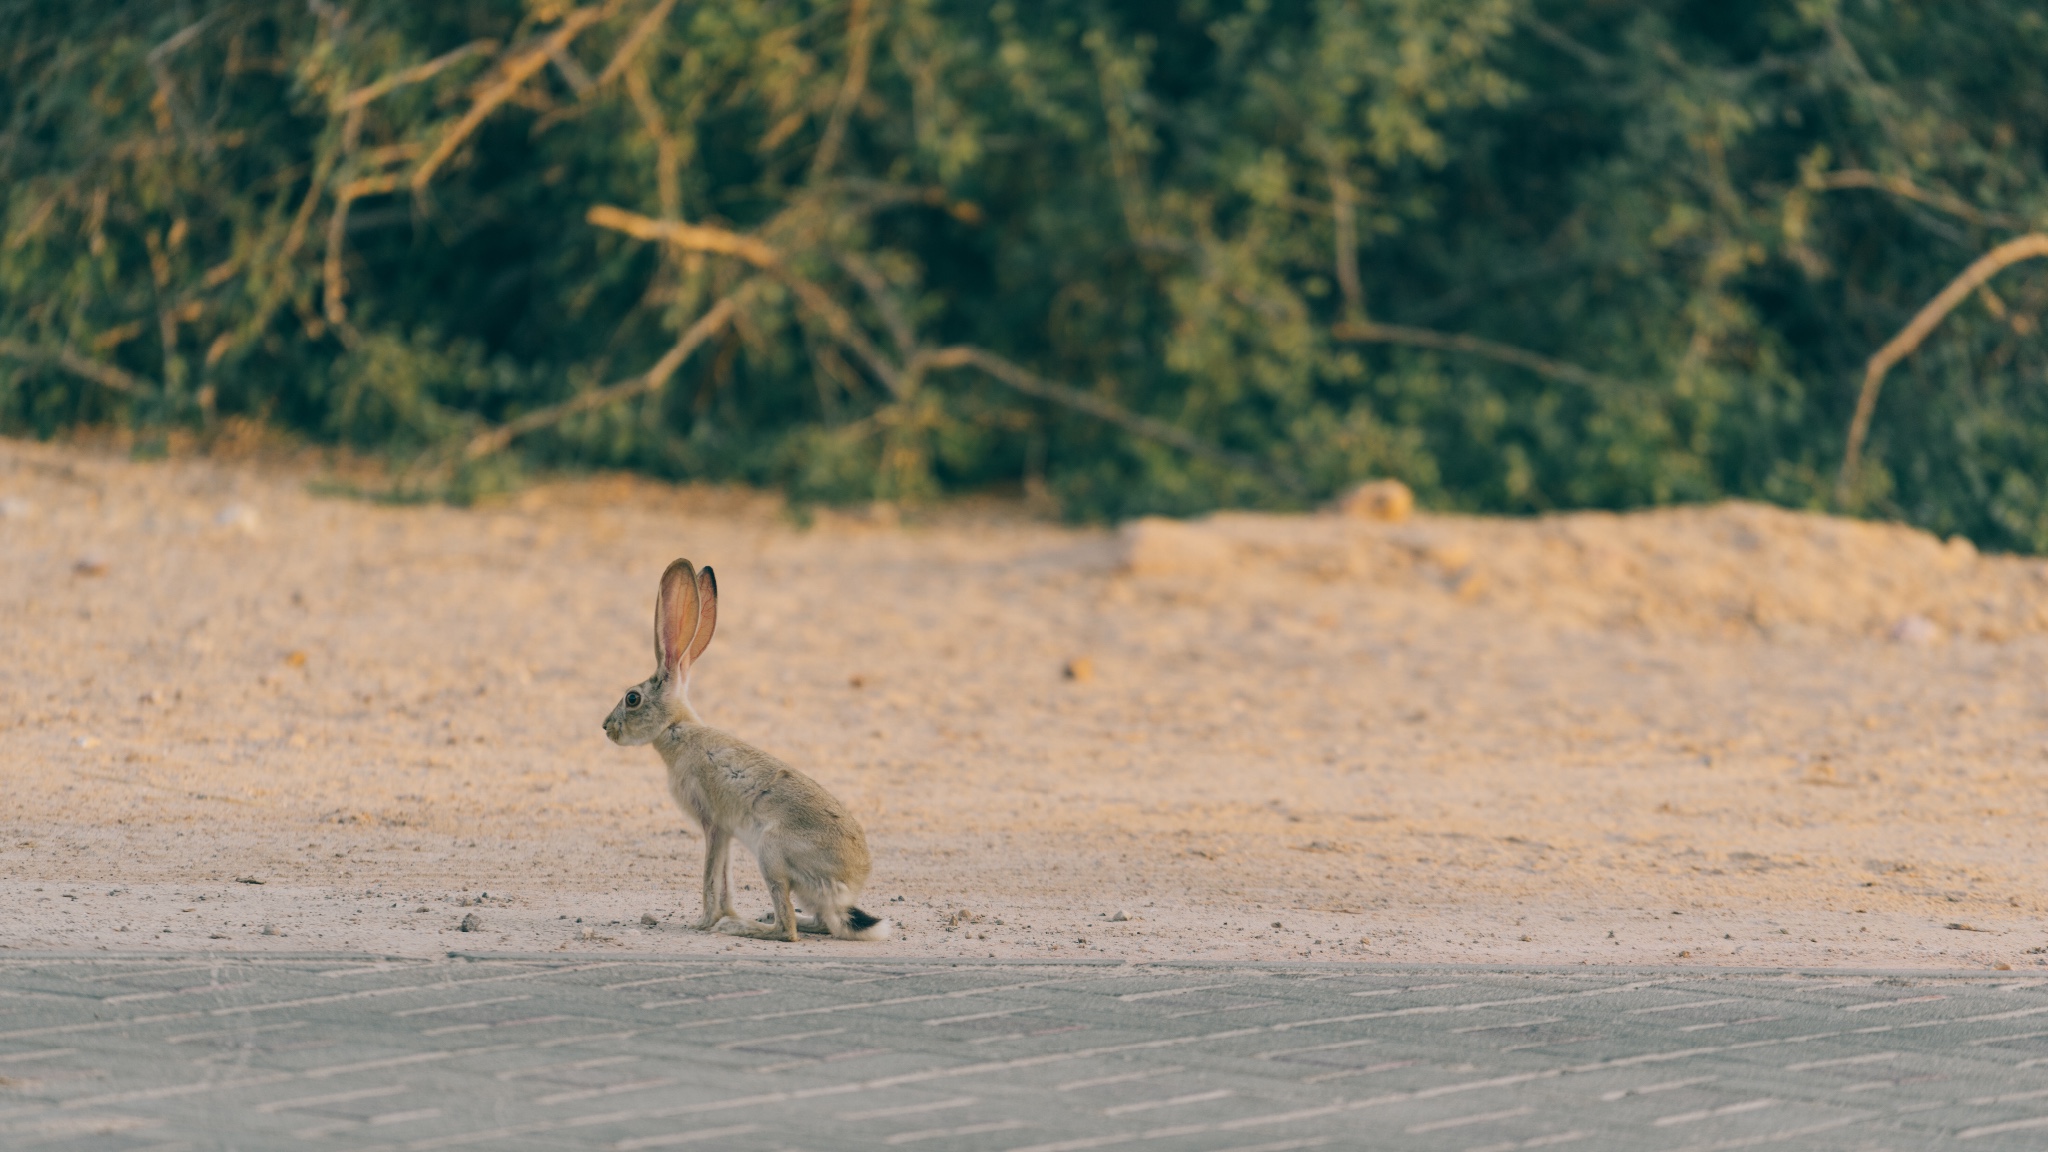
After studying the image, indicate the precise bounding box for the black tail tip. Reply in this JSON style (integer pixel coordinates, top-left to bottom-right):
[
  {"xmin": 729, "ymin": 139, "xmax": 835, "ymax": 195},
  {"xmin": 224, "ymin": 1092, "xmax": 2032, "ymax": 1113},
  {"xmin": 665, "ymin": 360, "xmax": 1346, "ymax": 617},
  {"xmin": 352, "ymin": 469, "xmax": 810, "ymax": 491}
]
[{"xmin": 846, "ymin": 907, "xmax": 881, "ymax": 931}]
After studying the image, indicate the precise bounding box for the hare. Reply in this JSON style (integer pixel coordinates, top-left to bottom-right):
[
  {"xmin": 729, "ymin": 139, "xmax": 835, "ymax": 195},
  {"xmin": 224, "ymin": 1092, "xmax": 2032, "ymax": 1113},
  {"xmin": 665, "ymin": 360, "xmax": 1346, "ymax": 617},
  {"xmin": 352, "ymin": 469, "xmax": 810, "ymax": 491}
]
[{"xmin": 603, "ymin": 559, "xmax": 890, "ymax": 942}]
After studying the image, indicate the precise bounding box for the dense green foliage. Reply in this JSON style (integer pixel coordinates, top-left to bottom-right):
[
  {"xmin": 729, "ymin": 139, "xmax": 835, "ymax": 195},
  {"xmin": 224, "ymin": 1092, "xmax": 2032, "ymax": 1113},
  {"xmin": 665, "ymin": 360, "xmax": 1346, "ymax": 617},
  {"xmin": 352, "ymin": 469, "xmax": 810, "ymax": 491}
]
[{"xmin": 4, "ymin": 1, "xmax": 2047, "ymax": 544}]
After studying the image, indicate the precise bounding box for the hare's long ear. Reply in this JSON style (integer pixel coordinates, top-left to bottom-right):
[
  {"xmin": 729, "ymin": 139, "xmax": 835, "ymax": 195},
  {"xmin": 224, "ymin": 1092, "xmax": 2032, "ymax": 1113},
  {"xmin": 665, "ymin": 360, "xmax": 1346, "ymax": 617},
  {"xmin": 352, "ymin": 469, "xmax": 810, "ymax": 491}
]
[
  {"xmin": 685, "ymin": 566, "xmax": 717, "ymax": 666},
  {"xmin": 654, "ymin": 559, "xmax": 700, "ymax": 676}
]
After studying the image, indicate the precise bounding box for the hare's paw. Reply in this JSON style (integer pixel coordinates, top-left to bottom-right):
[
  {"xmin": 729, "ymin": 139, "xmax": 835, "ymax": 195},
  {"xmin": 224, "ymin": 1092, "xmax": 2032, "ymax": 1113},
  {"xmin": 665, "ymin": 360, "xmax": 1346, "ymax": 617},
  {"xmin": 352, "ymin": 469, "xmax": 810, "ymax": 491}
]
[
  {"xmin": 759, "ymin": 910, "xmax": 828, "ymax": 935},
  {"xmin": 735, "ymin": 916, "xmax": 799, "ymax": 942},
  {"xmin": 706, "ymin": 914, "xmax": 751, "ymax": 935}
]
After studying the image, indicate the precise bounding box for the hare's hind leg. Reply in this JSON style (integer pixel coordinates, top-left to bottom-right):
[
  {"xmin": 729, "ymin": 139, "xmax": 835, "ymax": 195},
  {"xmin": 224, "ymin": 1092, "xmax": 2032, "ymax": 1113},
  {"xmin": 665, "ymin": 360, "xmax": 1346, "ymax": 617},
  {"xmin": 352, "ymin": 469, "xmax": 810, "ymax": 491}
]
[{"xmin": 729, "ymin": 876, "xmax": 799, "ymax": 941}]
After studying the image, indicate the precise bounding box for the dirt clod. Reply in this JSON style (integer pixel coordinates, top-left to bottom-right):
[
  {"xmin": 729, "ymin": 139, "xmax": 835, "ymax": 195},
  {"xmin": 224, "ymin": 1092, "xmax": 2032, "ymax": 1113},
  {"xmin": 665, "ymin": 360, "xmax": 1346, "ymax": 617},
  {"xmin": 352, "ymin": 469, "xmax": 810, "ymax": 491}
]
[{"xmin": 1336, "ymin": 478, "xmax": 1414, "ymax": 522}]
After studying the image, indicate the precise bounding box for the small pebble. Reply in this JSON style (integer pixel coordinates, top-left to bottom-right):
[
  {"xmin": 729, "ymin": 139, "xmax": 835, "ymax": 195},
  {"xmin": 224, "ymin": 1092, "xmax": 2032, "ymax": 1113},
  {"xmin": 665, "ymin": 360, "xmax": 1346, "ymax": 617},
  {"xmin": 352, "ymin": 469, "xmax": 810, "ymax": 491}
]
[
  {"xmin": 260, "ymin": 924, "xmax": 280, "ymax": 936},
  {"xmin": 459, "ymin": 913, "xmax": 481, "ymax": 932},
  {"xmin": 1110, "ymin": 910, "xmax": 1130, "ymax": 922},
  {"xmin": 215, "ymin": 503, "xmax": 261, "ymax": 534},
  {"xmin": 1890, "ymin": 614, "xmax": 1940, "ymax": 645},
  {"xmin": 73, "ymin": 557, "xmax": 109, "ymax": 578},
  {"xmin": 640, "ymin": 913, "xmax": 659, "ymax": 927}
]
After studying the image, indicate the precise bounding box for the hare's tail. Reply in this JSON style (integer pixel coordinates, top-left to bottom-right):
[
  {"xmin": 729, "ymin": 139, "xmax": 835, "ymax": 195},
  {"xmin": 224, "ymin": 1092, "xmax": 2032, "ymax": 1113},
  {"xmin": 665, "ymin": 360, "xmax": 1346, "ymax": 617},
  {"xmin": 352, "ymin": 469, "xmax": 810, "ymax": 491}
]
[{"xmin": 839, "ymin": 906, "xmax": 893, "ymax": 941}]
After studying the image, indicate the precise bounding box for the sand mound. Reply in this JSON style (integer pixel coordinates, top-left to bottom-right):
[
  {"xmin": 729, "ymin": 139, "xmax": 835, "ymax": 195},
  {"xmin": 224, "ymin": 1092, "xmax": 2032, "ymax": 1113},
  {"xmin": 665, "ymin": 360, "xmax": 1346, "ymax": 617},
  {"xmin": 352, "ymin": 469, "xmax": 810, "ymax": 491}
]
[{"xmin": 1121, "ymin": 501, "xmax": 2047, "ymax": 641}]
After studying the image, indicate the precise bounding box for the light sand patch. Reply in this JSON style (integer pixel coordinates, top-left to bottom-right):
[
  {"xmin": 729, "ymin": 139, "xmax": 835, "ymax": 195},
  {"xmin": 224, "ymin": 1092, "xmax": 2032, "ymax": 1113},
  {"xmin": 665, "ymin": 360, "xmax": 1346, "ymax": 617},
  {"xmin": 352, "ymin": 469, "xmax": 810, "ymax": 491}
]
[{"xmin": 2, "ymin": 438, "xmax": 2045, "ymax": 968}]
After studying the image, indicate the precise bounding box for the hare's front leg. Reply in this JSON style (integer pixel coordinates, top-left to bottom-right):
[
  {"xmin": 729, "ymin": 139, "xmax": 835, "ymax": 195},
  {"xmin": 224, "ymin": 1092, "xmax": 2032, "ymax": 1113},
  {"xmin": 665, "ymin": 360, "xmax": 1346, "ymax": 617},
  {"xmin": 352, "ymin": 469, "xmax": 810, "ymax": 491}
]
[{"xmin": 695, "ymin": 827, "xmax": 741, "ymax": 931}]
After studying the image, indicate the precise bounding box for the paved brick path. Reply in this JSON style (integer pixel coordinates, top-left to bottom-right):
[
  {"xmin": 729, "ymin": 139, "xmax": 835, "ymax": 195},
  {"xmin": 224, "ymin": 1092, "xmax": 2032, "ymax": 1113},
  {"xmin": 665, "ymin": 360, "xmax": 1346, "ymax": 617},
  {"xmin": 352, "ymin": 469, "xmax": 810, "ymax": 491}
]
[{"xmin": 1, "ymin": 956, "xmax": 2045, "ymax": 1150}]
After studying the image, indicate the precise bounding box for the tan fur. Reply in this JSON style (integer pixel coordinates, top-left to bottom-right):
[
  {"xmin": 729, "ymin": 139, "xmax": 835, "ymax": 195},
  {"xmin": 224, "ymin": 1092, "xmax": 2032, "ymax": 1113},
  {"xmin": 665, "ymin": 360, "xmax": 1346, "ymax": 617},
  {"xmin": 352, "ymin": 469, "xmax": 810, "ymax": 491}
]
[{"xmin": 603, "ymin": 559, "xmax": 890, "ymax": 942}]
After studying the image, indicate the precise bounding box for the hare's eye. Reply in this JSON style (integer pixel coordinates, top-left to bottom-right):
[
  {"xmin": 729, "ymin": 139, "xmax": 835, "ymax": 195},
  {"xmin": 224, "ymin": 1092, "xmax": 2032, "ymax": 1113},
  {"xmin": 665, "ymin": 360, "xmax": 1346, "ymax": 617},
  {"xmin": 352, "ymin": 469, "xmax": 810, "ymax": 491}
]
[{"xmin": 625, "ymin": 690, "xmax": 643, "ymax": 708}]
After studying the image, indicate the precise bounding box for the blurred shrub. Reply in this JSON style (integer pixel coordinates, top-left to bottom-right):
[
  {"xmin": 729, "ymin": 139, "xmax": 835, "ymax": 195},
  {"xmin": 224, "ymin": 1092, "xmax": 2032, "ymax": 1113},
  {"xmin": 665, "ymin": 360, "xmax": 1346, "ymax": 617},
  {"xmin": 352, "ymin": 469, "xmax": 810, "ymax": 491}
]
[{"xmin": 3, "ymin": 1, "xmax": 2046, "ymax": 545}]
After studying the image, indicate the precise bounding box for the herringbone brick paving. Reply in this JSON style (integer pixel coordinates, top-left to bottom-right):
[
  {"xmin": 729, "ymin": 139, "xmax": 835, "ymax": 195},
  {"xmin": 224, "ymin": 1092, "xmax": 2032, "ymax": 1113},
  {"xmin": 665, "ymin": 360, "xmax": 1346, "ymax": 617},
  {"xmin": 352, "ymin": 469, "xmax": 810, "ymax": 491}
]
[{"xmin": 2, "ymin": 956, "xmax": 2045, "ymax": 1150}]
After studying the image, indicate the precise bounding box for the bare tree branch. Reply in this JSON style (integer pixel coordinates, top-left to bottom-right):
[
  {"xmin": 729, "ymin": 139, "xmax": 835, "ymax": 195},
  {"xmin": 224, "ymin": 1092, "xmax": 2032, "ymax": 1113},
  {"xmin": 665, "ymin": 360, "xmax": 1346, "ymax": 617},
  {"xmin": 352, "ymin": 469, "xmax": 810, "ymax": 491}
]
[
  {"xmin": 341, "ymin": 40, "xmax": 499, "ymax": 110},
  {"xmin": 279, "ymin": 139, "xmax": 341, "ymax": 269},
  {"xmin": 323, "ymin": 175, "xmax": 403, "ymax": 326},
  {"xmin": 1813, "ymin": 169, "xmax": 2028, "ymax": 232},
  {"xmin": 586, "ymin": 204, "xmax": 905, "ymax": 394},
  {"xmin": 1836, "ymin": 232, "xmax": 2048, "ymax": 506},
  {"xmin": 1326, "ymin": 154, "xmax": 1365, "ymax": 321},
  {"xmin": 462, "ymin": 291, "xmax": 744, "ymax": 462},
  {"xmin": 809, "ymin": 0, "xmax": 876, "ymax": 183},
  {"xmin": 146, "ymin": 15, "xmax": 218, "ymax": 152},
  {"xmin": 1332, "ymin": 319, "xmax": 1626, "ymax": 392},
  {"xmin": 1521, "ymin": 13, "xmax": 1612, "ymax": 72},
  {"xmin": 625, "ymin": 62, "xmax": 683, "ymax": 219},
  {"xmin": 835, "ymin": 250, "xmax": 916, "ymax": 359},
  {"xmin": 595, "ymin": 0, "xmax": 682, "ymax": 89},
  {"xmin": 548, "ymin": 42, "xmax": 596, "ymax": 96},
  {"xmin": 0, "ymin": 340, "xmax": 153, "ymax": 394},
  {"xmin": 586, "ymin": 203, "xmax": 781, "ymax": 264},
  {"xmin": 915, "ymin": 346, "xmax": 1302, "ymax": 491},
  {"xmin": 412, "ymin": 6, "xmax": 612, "ymax": 193},
  {"xmin": 588, "ymin": 207, "xmax": 1293, "ymax": 489}
]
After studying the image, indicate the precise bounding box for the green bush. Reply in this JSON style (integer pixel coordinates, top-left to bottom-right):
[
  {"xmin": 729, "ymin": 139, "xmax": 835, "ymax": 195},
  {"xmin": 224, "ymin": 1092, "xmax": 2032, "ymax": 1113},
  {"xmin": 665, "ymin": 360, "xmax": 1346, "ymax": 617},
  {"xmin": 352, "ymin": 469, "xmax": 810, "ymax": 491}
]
[{"xmin": 4, "ymin": 1, "xmax": 2046, "ymax": 544}]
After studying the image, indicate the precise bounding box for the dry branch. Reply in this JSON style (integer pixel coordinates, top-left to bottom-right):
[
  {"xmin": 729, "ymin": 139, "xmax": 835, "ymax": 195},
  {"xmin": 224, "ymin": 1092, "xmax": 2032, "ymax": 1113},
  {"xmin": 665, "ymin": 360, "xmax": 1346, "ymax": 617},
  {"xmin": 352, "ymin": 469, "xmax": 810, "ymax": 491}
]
[
  {"xmin": 1835, "ymin": 233, "xmax": 2048, "ymax": 506},
  {"xmin": 146, "ymin": 15, "xmax": 217, "ymax": 151},
  {"xmin": 341, "ymin": 40, "xmax": 499, "ymax": 110},
  {"xmin": 462, "ymin": 292, "xmax": 743, "ymax": 461},
  {"xmin": 1522, "ymin": 14, "xmax": 1612, "ymax": 72},
  {"xmin": 595, "ymin": 0, "xmax": 682, "ymax": 89},
  {"xmin": 587, "ymin": 207, "xmax": 1289, "ymax": 487},
  {"xmin": 586, "ymin": 204, "xmax": 781, "ymax": 265},
  {"xmin": 279, "ymin": 140, "xmax": 341, "ymax": 269},
  {"xmin": 0, "ymin": 340, "xmax": 153, "ymax": 394},
  {"xmin": 1814, "ymin": 169, "xmax": 2026, "ymax": 232},
  {"xmin": 836, "ymin": 250, "xmax": 917, "ymax": 358},
  {"xmin": 586, "ymin": 204, "xmax": 903, "ymax": 394},
  {"xmin": 1327, "ymin": 156, "xmax": 1365, "ymax": 320},
  {"xmin": 624, "ymin": 65, "xmax": 684, "ymax": 219},
  {"xmin": 916, "ymin": 346, "xmax": 1302, "ymax": 491},
  {"xmin": 412, "ymin": 7, "xmax": 611, "ymax": 193},
  {"xmin": 323, "ymin": 174, "xmax": 402, "ymax": 326},
  {"xmin": 1332, "ymin": 319, "xmax": 1625, "ymax": 392},
  {"xmin": 809, "ymin": 0, "xmax": 875, "ymax": 183},
  {"xmin": 547, "ymin": 43, "xmax": 596, "ymax": 96}
]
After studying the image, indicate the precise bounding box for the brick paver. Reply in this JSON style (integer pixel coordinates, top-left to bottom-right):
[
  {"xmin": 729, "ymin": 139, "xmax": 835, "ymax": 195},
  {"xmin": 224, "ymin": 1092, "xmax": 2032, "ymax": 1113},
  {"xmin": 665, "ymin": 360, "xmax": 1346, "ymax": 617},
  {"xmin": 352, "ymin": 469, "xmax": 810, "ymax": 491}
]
[{"xmin": 1, "ymin": 956, "xmax": 2044, "ymax": 1150}]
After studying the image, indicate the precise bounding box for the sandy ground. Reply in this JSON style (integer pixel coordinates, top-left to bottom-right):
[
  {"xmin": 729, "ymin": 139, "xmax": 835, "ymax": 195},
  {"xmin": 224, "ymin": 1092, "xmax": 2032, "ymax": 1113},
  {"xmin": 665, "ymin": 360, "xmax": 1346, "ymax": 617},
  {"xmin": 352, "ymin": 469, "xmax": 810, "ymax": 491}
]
[{"xmin": 3, "ymin": 436, "xmax": 2046, "ymax": 969}]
